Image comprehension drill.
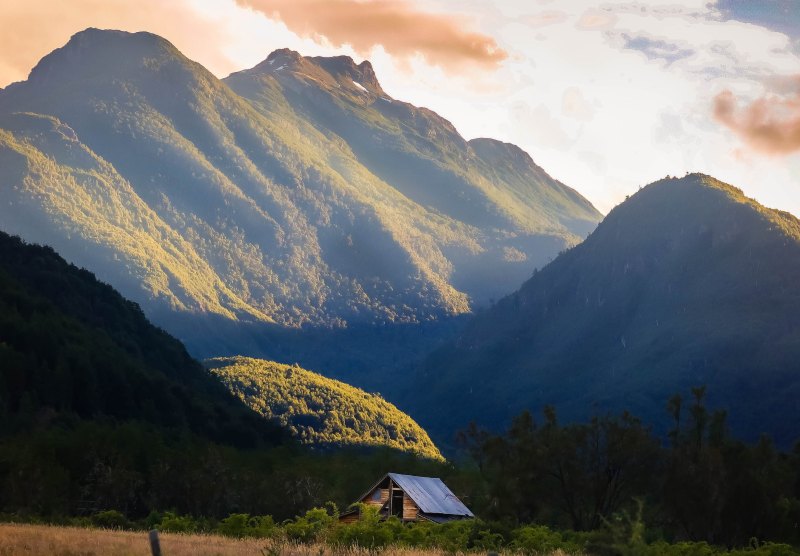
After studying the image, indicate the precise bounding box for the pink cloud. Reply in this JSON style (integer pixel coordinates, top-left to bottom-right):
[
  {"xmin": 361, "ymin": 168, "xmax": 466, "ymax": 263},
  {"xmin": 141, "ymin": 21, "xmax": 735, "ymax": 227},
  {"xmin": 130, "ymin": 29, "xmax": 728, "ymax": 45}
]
[
  {"xmin": 713, "ymin": 83, "xmax": 800, "ymax": 156},
  {"xmin": 235, "ymin": 0, "xmax": 507, "ymax": 72}
]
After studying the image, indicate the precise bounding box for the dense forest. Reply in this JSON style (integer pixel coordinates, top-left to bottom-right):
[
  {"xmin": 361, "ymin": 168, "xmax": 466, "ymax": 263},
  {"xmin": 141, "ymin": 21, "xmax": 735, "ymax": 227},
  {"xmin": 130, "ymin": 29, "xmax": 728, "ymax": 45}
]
[
  {"xmin": 208, "ymin": 356, "xmax": 442, "ymax": 459},
  {"xmin": 0, "ymin": 231, "xmax": 283, "ymax": 447},
  {"xmin": 460, "ymin": 388, "xmax": 800, "ymax": 548}
]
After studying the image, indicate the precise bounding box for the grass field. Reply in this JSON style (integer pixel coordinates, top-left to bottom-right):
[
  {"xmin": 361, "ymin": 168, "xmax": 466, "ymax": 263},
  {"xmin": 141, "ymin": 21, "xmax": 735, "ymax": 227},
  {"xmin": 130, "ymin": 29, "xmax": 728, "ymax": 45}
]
[{"xmin": 0, "ymin": 523, "xmax": 569, "ymax": 556}]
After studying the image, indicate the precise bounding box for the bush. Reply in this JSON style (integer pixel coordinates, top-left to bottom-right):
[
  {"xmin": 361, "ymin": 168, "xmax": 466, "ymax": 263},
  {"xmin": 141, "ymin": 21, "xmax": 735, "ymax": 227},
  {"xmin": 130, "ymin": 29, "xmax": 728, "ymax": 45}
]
[
  {"xmin": 89, "ymin": 510, "xmax": 130, "ymax": 530},
  {"xmin": 156, "ymin": 511, "xmax": 198, "ymax": 533},
  {"xmin": 511, "ymin": 524, "xmax": 585, "ymax": 554},
  {"xmin": 329, "ymin": 504, "xmax": 407, "ymax": 549},
  {"xmin": 283, "ymin": 505, "xmax": 336, "ymax": 543},
  {"xmin": 217, "ymin": 513, "xmax": 278, "ymax": 539}
]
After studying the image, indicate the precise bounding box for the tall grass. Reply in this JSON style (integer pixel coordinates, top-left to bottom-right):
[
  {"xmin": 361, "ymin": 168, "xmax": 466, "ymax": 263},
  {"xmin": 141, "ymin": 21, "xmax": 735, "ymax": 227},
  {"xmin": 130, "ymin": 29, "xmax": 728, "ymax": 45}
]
[{"xmin": 0, "ymin": 523, "xmax": 573, "ymax": 556}]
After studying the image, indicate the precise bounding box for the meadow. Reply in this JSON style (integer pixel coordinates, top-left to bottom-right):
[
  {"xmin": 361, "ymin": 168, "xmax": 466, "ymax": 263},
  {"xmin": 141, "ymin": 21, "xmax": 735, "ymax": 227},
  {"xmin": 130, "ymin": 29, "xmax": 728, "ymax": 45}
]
[{"xmin": 0, "ymin": 523, "xmax": 567, "ymax": 556}]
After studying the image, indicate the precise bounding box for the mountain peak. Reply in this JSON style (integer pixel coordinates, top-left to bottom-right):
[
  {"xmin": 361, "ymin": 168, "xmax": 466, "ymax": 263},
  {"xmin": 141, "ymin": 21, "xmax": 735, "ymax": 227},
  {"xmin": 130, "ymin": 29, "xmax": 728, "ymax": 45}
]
[
  {"xmin": 245, "ymin": 49, "xmax": 385, "ymax": 96},
  {"xmin": 24, "ymin": 28, "xmax": 183, "ymax": 86},
  {"xmin": 309, "ymin": 54, "xmax": 384, "ymax": 94},
  {"xmin": 622, "ymin": 173, "xmax": 750, "ymax": 213},
  {"xmin": 258, "ymin": 48, "xmax": 305, "ymax": 71}
]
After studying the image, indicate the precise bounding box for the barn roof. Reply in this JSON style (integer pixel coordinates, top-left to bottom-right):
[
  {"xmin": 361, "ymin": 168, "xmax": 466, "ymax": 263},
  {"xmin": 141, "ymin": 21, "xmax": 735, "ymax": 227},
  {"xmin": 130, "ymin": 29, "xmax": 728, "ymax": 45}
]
[{"xmin": 387, "ymin": 473, "xmax": 473, "ymax": 517}]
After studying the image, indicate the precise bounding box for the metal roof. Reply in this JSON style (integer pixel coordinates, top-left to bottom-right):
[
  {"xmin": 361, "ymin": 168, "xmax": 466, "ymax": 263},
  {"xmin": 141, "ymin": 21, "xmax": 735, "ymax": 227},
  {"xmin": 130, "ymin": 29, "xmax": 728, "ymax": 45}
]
[{"xmin": 388, "ymin": 473, "xmax": 474, "ymax": 517}]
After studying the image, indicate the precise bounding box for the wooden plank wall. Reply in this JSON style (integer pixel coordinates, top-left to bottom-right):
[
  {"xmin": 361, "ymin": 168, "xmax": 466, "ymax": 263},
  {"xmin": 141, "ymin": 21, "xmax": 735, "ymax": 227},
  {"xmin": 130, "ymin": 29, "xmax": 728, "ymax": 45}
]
[
  {"xmin": 362, "ymin": 488, "xmax": 389, "ymax": 507},
  {"xmin": 339, "ymin": 513, "xmax": 359, "ymax": 524},
  {"xmin": 402, "ymin": 494, "xmax": 419, "ymax": 521}
]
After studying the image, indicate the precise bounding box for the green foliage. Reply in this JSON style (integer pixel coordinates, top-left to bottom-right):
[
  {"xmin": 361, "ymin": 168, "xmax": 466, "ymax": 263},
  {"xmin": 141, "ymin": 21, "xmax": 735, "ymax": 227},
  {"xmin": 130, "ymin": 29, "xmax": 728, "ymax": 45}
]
[
  {"xmin": 217, "ymin": 513, "xmax": 279, "ymax": 539},
  {"xmin": 155, "ymin": 511, "xmax": 198, "ymax": 533},
  {"xmin": 510, "ymin": 525, "xmax": 585, "ymax": 554},
  {"xmin": 283, "ymin": 506, "xmax": 336, "ymax": 543},
  {"xmin": 208, "ymin": 357, "xmax": 442, "ymax": 460},
  {"xmin": 89, "ymin": 510, "xmax": 130, "ymax": 530}
]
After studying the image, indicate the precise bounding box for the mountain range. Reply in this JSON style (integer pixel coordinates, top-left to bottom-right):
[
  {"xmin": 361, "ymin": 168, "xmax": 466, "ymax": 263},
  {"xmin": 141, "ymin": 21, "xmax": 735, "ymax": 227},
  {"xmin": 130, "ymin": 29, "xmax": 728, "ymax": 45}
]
[
  {"xmin": 410, "ymin": 174, "xmax": 800, "ymax": 445},
  {"xmin": 1, "ymin": 29, "xmax": 799, "ymax": 450},
  {"xmin": 0, "ymin": 29, "xmax": 600, "ymax": 383}
]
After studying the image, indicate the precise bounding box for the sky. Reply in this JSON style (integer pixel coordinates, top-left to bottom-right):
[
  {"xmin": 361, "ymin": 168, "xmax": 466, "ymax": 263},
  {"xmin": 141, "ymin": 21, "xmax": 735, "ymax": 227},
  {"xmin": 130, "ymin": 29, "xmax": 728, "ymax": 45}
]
[{"xmin": 1, "ymin": 0, "xmax": 799, "ymax": 216}]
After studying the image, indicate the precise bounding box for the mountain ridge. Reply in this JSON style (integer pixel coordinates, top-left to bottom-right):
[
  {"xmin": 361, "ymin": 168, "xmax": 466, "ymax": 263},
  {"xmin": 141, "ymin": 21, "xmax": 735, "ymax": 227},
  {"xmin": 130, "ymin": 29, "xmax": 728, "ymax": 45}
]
[{"xmin": 0, "ymin": 27, "xmax": 600, "ymax": 389}]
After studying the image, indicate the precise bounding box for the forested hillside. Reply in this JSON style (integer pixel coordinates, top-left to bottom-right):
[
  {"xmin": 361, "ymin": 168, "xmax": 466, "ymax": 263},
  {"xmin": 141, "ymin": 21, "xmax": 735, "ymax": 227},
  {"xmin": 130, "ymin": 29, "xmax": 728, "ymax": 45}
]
[
  {"xmin": 412, "ymin": 174, "xmax": 800, "ymax": 445},
  {"xmin": 0, "ymin": 230, "xmax": 448, "ymax": 519},
  {"xmin": 208, "ymin": 357, "xmax": 442, "ymax": 459},
  {"xmin": 0, "ymin": 230, "xmax": 283, "ymax": 446}
]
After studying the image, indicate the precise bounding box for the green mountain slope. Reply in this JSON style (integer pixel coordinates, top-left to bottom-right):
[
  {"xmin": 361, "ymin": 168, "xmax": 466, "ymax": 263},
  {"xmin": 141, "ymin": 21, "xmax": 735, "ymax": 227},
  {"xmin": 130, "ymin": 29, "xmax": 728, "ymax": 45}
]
[
  {"xmin": 0, "ymin": 230, "xmax": 285, "ymax": 447},
  {"xmin": 410, "ymin": 174, "xmax": 800, "ymax": 445},
  {"xmin": 0, "ymin": 28, "xmax": 599, "ymax": 391},
  {"xmin": 207, "ymin": 356, "xmax": 442, "ymax": 460},
  {"xmin": 225, "ymin": 49, "xmax": 601, "ymax": 302}
]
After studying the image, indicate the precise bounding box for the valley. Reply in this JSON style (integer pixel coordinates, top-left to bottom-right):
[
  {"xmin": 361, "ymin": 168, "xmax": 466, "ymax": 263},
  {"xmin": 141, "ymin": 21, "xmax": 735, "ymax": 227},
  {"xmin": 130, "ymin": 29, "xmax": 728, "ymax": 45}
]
[{"xmin": 0, "ymin": 24, "xmax": 799, "ymax": 555}]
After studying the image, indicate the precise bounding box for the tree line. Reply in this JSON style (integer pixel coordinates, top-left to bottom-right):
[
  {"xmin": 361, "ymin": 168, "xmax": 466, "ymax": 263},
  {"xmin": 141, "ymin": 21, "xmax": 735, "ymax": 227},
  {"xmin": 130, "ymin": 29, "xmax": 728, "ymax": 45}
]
[{"xmin": 458, "ymin": 386, "xmax": 800, "ymax": 548}]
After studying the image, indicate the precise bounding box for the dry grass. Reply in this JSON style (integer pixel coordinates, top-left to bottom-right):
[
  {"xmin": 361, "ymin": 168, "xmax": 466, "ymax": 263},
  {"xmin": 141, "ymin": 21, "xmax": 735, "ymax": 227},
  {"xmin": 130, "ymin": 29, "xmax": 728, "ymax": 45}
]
[
  {"xmin": 0, "ymin": 523, "xmax": 261, "ymax": 555},
  {"xmin": 0, "ymin": 523, "xmax": 575, "ymax": 556}
]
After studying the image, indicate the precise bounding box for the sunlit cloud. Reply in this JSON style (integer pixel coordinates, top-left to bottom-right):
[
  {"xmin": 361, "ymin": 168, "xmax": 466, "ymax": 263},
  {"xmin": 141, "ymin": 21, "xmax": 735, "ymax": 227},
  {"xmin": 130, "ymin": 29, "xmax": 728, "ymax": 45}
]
[
  {"xmin": 713, "ymin": 85, "xmax": 800, "ymax": 155},
  {"xmin": 234, "ymin": 0, "xmax": 507, "ymax": 72},
  {"xmin": 523, "ymin": 11, "xmax": 568, "ymax": 29},
  {"xmin": 576, "ymin": 9, "xmax": 617, "ymax": 30}
]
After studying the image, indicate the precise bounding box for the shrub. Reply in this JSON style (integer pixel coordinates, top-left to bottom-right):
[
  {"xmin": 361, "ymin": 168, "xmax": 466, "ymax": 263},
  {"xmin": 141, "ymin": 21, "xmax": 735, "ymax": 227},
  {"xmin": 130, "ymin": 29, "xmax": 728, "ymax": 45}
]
[
  {"xmin": 217, "ymin": 513, "xmax": 278, "ymax": 539},
  {"xmin": 156, "ymin": 511, "xmax": 198, "ymax": 533},
  {"xmin": 283, "ymin": 506, "xmax": 336, "ymax": 543},
  {"xmin": 511, "ymin": 524, "xmax": 585, "ymax": 555},
  {"xmin": 89, "ymin": 510, "xmax": 130, "ymax": 530},
  {"xmin": 329, "ymin": 504, "xmax": 403, "ymax": 549}
]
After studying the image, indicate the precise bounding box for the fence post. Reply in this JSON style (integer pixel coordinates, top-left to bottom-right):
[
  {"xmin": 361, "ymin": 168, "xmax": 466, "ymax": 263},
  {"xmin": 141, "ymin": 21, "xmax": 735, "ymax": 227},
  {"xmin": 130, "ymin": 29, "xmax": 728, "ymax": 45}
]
[{"xmin": 149, "ymin": 529, "xmax": 162, "ymax": 556}]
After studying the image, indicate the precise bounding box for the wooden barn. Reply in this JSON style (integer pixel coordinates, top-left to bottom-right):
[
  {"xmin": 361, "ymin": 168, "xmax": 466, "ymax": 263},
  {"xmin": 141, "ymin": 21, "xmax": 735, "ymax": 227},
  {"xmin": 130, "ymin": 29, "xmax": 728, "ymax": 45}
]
[{"xmin": 339, "ymin": 472, "xmax": 474, "ymax": 524}]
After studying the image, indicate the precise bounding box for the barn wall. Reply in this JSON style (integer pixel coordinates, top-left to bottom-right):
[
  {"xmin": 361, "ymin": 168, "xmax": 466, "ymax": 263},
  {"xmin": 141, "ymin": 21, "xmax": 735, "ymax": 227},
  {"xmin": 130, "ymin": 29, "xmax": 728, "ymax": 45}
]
[
  {"xmin": 403, "ymin": 494, "xmax": 419, "ymax": 521},
  {"xmin": 361, "ymin": 487, "xmax": 389, "ymax": 507}
]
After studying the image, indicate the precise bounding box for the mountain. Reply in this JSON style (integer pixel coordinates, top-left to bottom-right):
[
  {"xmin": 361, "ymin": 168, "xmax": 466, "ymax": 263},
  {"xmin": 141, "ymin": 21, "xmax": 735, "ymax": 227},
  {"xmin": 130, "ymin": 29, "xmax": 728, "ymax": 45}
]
[
  {"xmin": 224, "ymin": 49, "xmax": 600, "ymax": 302},
  {"xmin": 208, "ymin": 356, "xmax": 442, "ymax": 460},
  {"xmin": 410, "ymin": 174, "xmax": 800, "ymax": 445},
  {"xmin": 0, "ymin": 29, "xmax": 600, "ymax": 385},
  {"xmin": 0, "ymin": 230, "xmax": 284, "ymax": 447}
]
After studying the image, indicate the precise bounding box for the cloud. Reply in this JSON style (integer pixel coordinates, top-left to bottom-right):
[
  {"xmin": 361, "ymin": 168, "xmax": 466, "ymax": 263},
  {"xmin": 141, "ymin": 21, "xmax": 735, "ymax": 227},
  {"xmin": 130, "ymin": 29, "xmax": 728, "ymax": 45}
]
[
  {"xmin": 508, "ymin": 101, "xmax": 574, "ymax": 150},
  {"xmin": 713, "ymin": 85, "xmax": 800, "ymax": 155},
  {"xmin": 523, "ymin": 11, "xmax": 568, "ymax": 29},
  {"xmin": 561, "ymin": 87, "xmax": 595, "ymax": 121},
  {"xmin": 576, "ymin": 9, "xmax": 617, "ymax": 30},
  {"xmin": 234, "ymin": 0, "xmax": 507, "ymax": 72},
  {"xmin": 621, "ymin": 33, "xmax": 694, "ymax": 65}
]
